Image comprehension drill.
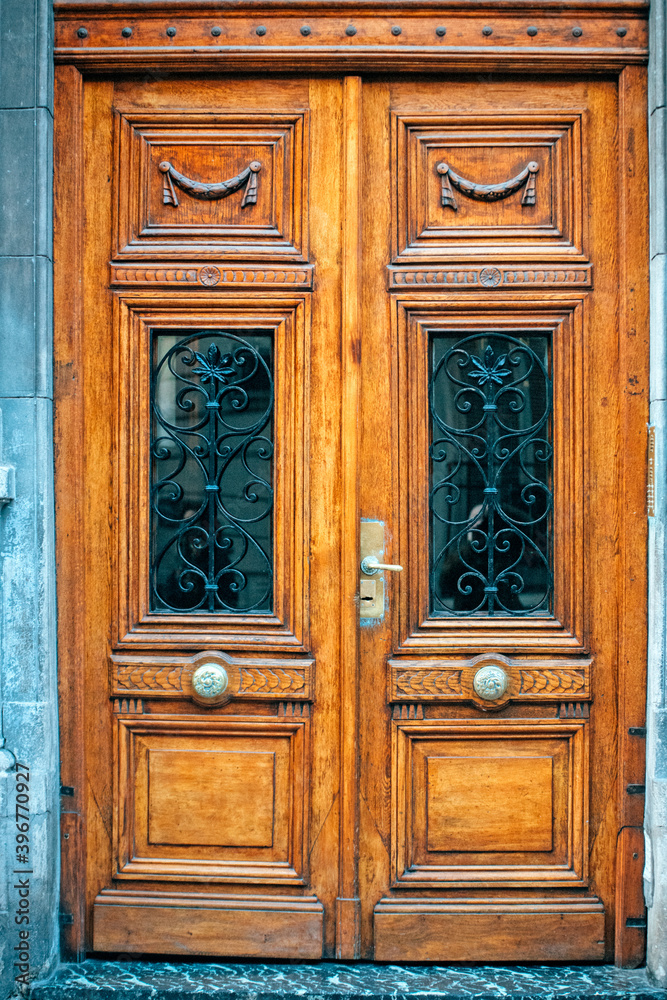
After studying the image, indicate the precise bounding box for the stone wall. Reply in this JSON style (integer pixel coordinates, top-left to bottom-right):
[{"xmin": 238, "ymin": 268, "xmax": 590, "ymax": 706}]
[{"xmin": 0, "ymin": 0, "xmax": 59, "ymax": 996}]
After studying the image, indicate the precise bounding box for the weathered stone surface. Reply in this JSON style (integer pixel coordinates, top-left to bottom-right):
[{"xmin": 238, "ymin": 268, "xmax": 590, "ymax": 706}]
[
  {"xmin": 0, "ymin": 1, "xmax": 57, "ymax": 998},
  {"xmin": 29, "ymin": 960, "xmax": 667, "ymax": 1000}
]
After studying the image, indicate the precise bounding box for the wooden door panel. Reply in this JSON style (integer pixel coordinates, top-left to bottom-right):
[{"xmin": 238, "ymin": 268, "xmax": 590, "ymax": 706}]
[
  {"xmin": 114, "ymin": 110, "xmax": 308, "ymax": 260},
  {"xmin": 58, "ymin": 71, "xmax": 345, "ymax": 959},
  {"xmin": 392, "ymin": 111, "xmax": 584, "ymax": 261},
  {"xmin": 392, "ymin": 721, "xmax": 587, "ymax": 886},
  {"xmin": 360, "ymin": 72, "xmax": 645, "ymax": 962},
  {"xmin": 114, "ymin": 715, "xmax": 308, "ymax": 882}
]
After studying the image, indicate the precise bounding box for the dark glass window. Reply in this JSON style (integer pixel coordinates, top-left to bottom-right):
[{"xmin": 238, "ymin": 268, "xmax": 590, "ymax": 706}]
[
  {"xmin": 151, "ymin": 329, "xmax": 273, "ymax": 613},
  {"xmin": 429, "ymin": 331, "xmax": 552, "ymax": 616}
]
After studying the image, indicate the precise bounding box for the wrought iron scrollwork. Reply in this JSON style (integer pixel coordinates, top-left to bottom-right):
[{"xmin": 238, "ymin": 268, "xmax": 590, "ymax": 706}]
[
  {"xmin": 151, "ymin": 329, "xmax": 273, "ymax": 613},
  {"xmin": 430, "ymin": 332, "xmax": 553, "ymax": 616}
]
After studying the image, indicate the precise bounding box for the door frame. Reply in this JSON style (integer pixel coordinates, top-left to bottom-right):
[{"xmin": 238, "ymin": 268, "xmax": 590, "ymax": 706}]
[{"xmin": 53, "ymin": 0, "xmax": 649, "ymax": 965}]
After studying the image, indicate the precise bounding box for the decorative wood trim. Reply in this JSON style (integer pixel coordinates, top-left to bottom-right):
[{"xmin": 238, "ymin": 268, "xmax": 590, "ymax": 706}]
[
  {"xmin": 336, "ymin": 75, "xmax": 362, "ymax": 961},
  {"xmin": 387, "ymin": 264, "xmax": 592, "ymax": 290},
  {"xmin": 389, "ymin": 653, "xmax": 591, "ymax": 706},
  {"xmin": 437, "ymin": 159, "xmax": 538, "ymax": 210},
  {"xmin": 615, "ymin": 63, "xmax": 649, "ymax": 968},
  {"xmin": 54, "ymin": 4, "xmax": 648, "ymax": 73},
  {"xmin": 93, "ymin": 889, "xmax": 324, "ymax": 958},
  {"xmin": 114, "ymin": 293, "xmax": 310, "ymax": 652},
  {"xmin": 110, "ymin": 263, "xmax": 315, "ymax": 289},
  {"xmin": 54, "ymin": 63, "xmax": 86, "ymax": 964},
  {"xmin": 159, "ymin": 158, "xmax": 261, "ymax": 208},
  {"xmin": 373, "ymin": 895, "xmax": 605, "ymax": 962},
  {"xmin": 391, "ymin": 718, "xmax": 589, "ymax": 889},
  {"xmin": 393, "ymin": 297, "xmax": 587, "ymax": 655},
  {"xmin": 111, "ymin": 650, "xmax": 315, "ymax": 701},
  {"xmin": 114, "ymin": 715, "xmax": 311, "ymax": 884}
]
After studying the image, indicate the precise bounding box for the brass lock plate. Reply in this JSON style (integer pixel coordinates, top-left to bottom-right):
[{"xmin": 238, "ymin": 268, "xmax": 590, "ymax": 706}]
[{"xmin": 360, "ymin": 519, "xmax": 385, "ymax": 620}]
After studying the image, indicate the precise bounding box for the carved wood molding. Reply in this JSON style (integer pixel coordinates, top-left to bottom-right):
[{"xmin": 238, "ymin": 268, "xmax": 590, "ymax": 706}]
[
  {"xmin": 389, "ymin": 652, "xmax": 591, "ymax": 708},
  {"xmin": 110, "ymin": 650, "xmax": 315, "ymax": 701},
  {"xmin": 387, "ymin": 265, "xmax": 592, "ymax": 289},
  {"xmin": 159, "ymin": 159, "xmax": 261, "ymax": 208},
  {"xmin": 54, "ymin": 5, "xmax": 648, "ymax": 72},
  {"xmin": 110, "ymin": 264, "xmax": 315, "ymax": 289},
  {"xmin": 437, "ymin": 160, "xmax": 538, "ymax": 210}
]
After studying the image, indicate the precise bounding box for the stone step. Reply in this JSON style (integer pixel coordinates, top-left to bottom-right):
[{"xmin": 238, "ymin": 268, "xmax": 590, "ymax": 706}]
[{"xmin": 29, "ymin": 961, "xmax": 667, "ymax": 1000}]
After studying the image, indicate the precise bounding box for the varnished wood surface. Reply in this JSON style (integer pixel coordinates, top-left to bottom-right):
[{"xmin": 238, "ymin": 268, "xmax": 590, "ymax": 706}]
[{"xmin": 53, "ymin": 3, "xmax": 648, "ymax": 965}]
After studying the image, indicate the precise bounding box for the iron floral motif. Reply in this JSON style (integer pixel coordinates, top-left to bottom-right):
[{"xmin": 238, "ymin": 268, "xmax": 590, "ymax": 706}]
[
  {"xmin": 430, "ymin": 333, "xmax": 553, "ymax": 616},
  {"xmin": 151, "ymin": 329, "xmax": 273, "ymax": 613}
]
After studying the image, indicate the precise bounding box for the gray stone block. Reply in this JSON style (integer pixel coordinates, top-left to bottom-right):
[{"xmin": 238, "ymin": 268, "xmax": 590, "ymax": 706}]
[
  {"xmin": 650, "ymin": 108, "xmax": 667, "ymax": 257},
  {"xmin": 0, "ymin": 0, "xmax": 37, "ymax": 110},
  {"xmin": 650, "ymin": 256, "xmax": 667, "ymax": 401},
  {"xmin": 0, "ymin": 108, "xmax": 35, "ymax": 256},
  {"xmin": 650, "ymin": 0, "xmax": 666, "ymax": 115},
  {"xmin": 35, "ymin": 0, "xmax": 54, "ymax": 113},
  {"xmin": 0, "ymin": 258, "xmax": 38, "ymax": 396},
  {"xmin": 0, "ymin": 398, "xmax": 57, "ymax": 704},
  {"xmin": 34, "ymin": 107, "xmax": 53, "ymax": 260}
]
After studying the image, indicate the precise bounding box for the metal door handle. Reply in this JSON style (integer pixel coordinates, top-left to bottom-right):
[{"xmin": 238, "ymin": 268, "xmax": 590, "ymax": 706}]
[{"xmin": 360, "ymin": 556, "xmax": 403, "ymax": 576}]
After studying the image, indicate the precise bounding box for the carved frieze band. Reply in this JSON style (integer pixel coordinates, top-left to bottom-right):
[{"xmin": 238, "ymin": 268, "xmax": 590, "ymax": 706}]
[
  {"xmin": 387, "ymin": 264, "xmax": 592, "ymax": 290},
  {"xmin": 437, "ymin": 160, "xmax": 539, "ymax": 210},
  {"xmin": 110, "ymin": 651, "xmax": 315, "ymax": 702},
  {"xmin": 389, "ymin": 653, "xmax": 591, "ymax": 708},
  {"xmin": 110, "ymin": 264, "xmax": 314, "ymax": 289}
]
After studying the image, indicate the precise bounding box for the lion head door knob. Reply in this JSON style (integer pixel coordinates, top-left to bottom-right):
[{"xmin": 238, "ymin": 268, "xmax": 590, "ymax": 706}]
[
  {"xmin": 473, "ymin": 663, "xmax": 509, "ymax": 702},
  {"xmin": 192, "ymin": 663, "xmax": 228, "ymax": 700}
]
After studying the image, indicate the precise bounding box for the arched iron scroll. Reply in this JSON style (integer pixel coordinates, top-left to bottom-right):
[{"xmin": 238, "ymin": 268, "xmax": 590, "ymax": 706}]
[
  {"xmin": 430, "ymin": 332, "xmax": 553, "ymax": 617},
  {"xmin": 151, "ymin": 329, "xmax": 273, "ymax": 614},
  {"xmin": 159, "ymin": 159, "xmax": 261, "ymax": 208},
  {"xmin": 436, "ymin": 160, "xmax": 538, "ymax": 210}
]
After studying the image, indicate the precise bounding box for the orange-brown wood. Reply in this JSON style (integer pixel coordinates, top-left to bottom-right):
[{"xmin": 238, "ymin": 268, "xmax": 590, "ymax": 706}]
[{"xmin": 54, "ymin": 0, "xmax": 649, "ymax": 966}]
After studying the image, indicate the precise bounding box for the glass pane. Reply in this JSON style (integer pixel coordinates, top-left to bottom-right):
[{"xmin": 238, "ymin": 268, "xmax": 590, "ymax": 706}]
[
  {"xmin": 151, "ymin": 328, "xmax": 273, "ymax": 613},
  {"xmin": 429, "ymin": 331, "xmax": 553, "ymax": 616}
]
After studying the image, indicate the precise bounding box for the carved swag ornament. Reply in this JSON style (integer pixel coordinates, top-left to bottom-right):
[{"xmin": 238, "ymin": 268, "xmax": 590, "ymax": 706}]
[
  {"xmin": 437, "ymin": 160, "xmax": 539, "ymax": 210},
  {"xmin": 159, "ymin": 158, "xmax": 261, "ymax": 208}
]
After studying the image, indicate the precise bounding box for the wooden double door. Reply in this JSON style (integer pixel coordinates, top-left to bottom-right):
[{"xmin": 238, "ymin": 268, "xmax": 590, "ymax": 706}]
[{"xmin": 56, "ymin": 68, "xmax": 648, "ymax": 963}]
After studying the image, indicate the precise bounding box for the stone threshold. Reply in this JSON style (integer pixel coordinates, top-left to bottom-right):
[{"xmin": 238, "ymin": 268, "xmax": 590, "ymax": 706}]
[{"xmin": 29, "ymin": 960, "xmax": 667, "ymax": 999}]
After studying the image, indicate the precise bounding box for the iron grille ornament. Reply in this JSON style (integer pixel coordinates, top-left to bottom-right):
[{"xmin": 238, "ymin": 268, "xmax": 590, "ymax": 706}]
[
  {"xmin": 429, "ymin": 332, "xmax": 553, "ymax": 616},
  {"xmin": 151, "ymin": 329, "xmax": 273, "ymax": 613}
]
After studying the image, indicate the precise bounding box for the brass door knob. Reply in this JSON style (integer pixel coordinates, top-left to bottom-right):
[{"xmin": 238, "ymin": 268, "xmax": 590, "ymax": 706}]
[{"xmin": 192, "ymin": 663, "xmax": 229, "ymax": 699}]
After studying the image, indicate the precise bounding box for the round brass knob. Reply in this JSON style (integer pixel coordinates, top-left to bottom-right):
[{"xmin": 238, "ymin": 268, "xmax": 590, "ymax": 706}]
[
  {"xmin": 473, "ymin": 663, "xmax": 509, "ymax": 702},
  {"xmin": 192, "ymin": 663, "xmax": 228, "ymax": 700}
]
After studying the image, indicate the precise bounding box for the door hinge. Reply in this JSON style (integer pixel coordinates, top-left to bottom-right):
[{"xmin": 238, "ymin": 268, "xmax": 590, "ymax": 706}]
[
  {"xmin": 628, "ymin": 727, "xmax": 646, "ymax": 737},
  {"xmin": 60, "ymin": 785, "xmax": 74, "ymax": 796},
  {"xmin": 59, "ymin": 912, "xmax": 74, "ymax": 926},
  {"xmin": 647, "ymin": 425, "xmax": 655, "ymax": 517},
  {"xmin": 625, "ymin": 916, "xmax": 647, "ymax": 928},
  {"xmin": 627, "ymin": 784, "xmax": 646, "ymax": 795}
]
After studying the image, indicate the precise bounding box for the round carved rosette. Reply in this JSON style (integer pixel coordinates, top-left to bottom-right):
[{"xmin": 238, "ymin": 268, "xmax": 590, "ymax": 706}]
[
  {"xmin": 480, "ymin": 266, "xmax": 502, "ymax": 288},
  {"xmin": 199, "ymin": 265, "xmax": 221, "ymax": 286}
]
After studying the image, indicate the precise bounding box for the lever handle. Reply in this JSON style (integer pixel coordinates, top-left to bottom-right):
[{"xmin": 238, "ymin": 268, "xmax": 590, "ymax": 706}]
[{"xmin": 361, "ymin": 555, "xmax": 403, "ymax": 576}]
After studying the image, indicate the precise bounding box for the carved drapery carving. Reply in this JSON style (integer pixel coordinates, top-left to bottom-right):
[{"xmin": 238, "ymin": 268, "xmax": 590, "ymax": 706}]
[
  {"xmin": 436, "ymin": 160, "xmax": 539, "ymax": 210},
  {"xmin": 159, "ymin": 159, "xmax": 261, "ymax": 208}
]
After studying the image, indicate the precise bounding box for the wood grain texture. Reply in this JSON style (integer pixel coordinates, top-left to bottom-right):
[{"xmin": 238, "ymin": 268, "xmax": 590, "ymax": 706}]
[
  {"xmin": 93, "ymin": 890, "xmax": 324, "ymax": 958},
  {"xmin": 373, "ymin": 897, "xmax": 606, "ymax": 962},
  {"xmin": 336, "ymin": 75, "xmax": 362, "ymax": 961},
  {"xmin": 54, "ymin": 63, "xmax": 86, "ymax": 961},
  {"xmin": 53, "ymin": 11, "xmax": 648, "ymax": 965}
]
